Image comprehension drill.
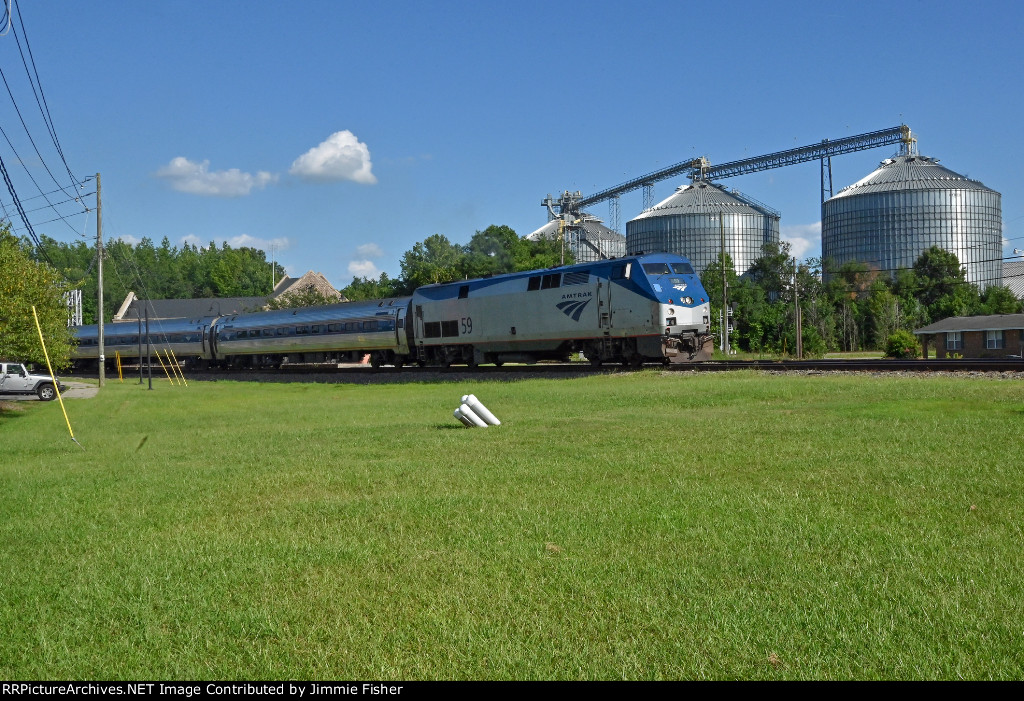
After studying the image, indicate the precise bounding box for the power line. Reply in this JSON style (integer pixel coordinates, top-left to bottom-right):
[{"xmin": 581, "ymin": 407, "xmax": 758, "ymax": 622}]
[
  {"xmin": 0, "ymin": 182, "xmax": 91, "ymax": 206},
  {"xmin": 0, "ymin": 0, "xmax": 10, "ymax": 37},
  {"xmin": 10, "ymin": 0, "xmax": 80, "ymax": 189},
  {"xmin": 0, "ymin": 150, "xmax": 54, "ymax": 266},
  {"xmin": 0, "ymin": 0, "xmax": 87, "ymax": 250},
  {"xmin": 0, "ymin": 67, "xmax": 79, "ymax": 202}
]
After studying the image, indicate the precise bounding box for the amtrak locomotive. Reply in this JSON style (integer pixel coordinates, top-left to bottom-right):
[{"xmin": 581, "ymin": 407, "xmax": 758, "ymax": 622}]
[{"xmin": 72, "ymin": 253, "xmax": 713, "ymax": 368}]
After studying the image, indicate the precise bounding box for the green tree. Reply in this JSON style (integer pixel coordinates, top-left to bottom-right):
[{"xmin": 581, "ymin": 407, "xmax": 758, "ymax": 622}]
[
  {"xmin": 460, "ymin": 225, "xmax": 527, "ymax": 278},
  {"xmin": 799, "ymin": 258, "xmax": 838, "ymax": 353},
  {"xmin": 979, "ymin": 285, "xmax": 1022, "ymax": 315},
  {"xmin": 400, "ymin": 234, "xmax": 465, "ymax": 288},
  {"xmin": 0, "ymin": 226, "xmax": 75, "ymax": 369},
  {"xmin": 866, "ymin": 279, "xmax": 903, "ymax": 349},
  {"xmin": 341, "ymin": 273, "xmax": 405, "ymax": 300},
  {"xmin": 912, "ymin": 246, "xmax": 979, "ymax": 322},
  {"xmin": 885, "ymin": 330, "xmax": 920, "ymax": 359},
  {"xmin": 745, "ymin": 241, "xmax": 792, "ymax": 300},
  {"xmin": 522, "ymin": 234, "xmax": 570, "ymax": 270},
  {"xmin": 823, "ymin": 260, "xmax": 875, "ymax": 351}
]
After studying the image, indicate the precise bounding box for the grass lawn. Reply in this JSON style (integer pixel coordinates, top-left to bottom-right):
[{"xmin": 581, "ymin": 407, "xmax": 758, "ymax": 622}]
[{"xmin": 1, "ymin": 372, "xmax": 1022, "ymax": 680}]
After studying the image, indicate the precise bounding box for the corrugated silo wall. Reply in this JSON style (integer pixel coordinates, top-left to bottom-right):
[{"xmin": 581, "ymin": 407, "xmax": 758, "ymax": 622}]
[
  {"xmin": 822, "ymin": 188, "xmax": 1002, "ymax": 289},
  {"xmin": 626, "ymin": 211, "xmax": 780, "ymax": 277}
]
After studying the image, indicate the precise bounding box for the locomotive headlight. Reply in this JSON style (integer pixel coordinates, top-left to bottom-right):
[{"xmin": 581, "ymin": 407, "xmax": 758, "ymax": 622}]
[{"xmin": 668, "ymin": 307, "xmax": 675, "ymax": 315}]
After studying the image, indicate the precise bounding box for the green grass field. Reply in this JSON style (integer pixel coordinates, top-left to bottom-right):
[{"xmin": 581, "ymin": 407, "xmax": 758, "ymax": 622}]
[{"xmin": 1, "ymin": 372, "xmax": 1022, "ymax": 680}]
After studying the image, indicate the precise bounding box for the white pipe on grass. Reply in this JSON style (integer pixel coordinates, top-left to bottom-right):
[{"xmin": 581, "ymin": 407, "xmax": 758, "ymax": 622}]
[
  {"xmin": 453, "ymin": 407, "xmax": 475, "ymax": 427},
  {"xmin": 461, "ymin": 394, "xmax": 500, "ymax": 425},
  {"xmin": 458, "ymin": 403, "xmax": 489, "ymax": 427}
]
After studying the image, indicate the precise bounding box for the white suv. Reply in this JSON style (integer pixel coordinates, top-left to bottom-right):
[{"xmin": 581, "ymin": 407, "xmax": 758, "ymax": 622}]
[{"xmin": 0, "ymin": 362, "xmax": 66, "ymax": 401}]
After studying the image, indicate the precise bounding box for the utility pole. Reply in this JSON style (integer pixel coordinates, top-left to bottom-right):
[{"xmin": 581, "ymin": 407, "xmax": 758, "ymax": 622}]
[
  {"xmin": 793, "ymin": 258, "xmax": 803, "ymax": 359},
  {"xmin": 138, "ymin": 311, "xmax": 143, "ymax": 385},
  {"xmin": 720, "ymin": 215, "xmax": 729, "ymax": 354},
  {"xmin": 146, "ymin": 306, "xmax": 152, "ymax": 390},
  {"xmin": 96, "ymin": 173, "xmax": 105, "ymax": 387}
]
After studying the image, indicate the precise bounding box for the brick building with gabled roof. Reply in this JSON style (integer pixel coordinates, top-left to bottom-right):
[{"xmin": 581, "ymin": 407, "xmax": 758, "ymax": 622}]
[
  {"xmin": 271, "ymin": 271, "xmax": 344, "ymax": 303},
  {"xmin": 914, "ymin": 314, "xmax": 1024, "ymax": 359}
]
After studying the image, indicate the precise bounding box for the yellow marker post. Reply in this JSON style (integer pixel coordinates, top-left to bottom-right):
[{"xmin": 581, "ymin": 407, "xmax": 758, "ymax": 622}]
[
  {"xmin": 168, "ymin": 348, "xmax": 188, "ymax": 387},
  {"xmin": 31, "ymin": 305, "xmax": 83, "ymax": 449},
  {"xmin": 115, "ymin": 351, "xmax": 124, "ymax": 382},
  {"xmin": 154, "ymin": 349, "xmax": 175, "ymax": 384}
]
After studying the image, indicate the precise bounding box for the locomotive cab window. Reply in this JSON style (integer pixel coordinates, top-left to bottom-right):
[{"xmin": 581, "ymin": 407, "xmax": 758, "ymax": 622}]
[
  {"xmin": 642, "ymin": 263, "xmax": 671, "ymax": 275},
  {"xmin": 671, "ymin": 262, "xmax": 695, "ymax": 275},
  {"xmin": 612, "ymin": 263, "xmax": 632, "ymax": 280},
  {"xmin": 541, "ymin": 273, "xmax": 561, "ymax": 289},
  {"xmin": 458, "ymin": 285, "xmax": 469, "ymax": 299},
  {"xmin": 527, "ymin": 276, "xmax": 541, "ymax": 291}
]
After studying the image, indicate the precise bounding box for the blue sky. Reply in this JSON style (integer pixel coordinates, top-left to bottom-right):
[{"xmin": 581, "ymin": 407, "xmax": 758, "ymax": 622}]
[{"xmin": 1, "ymin": 0, "xmax": 1022, "ymax": 289}]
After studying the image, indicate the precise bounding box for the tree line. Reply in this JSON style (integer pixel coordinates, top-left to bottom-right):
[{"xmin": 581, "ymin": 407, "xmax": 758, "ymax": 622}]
[
  {"xmin": 28, "ymin": 233, "xmax": 286, "ymax": 325},
  {"xmin": 339, "ymin": 226, "xmax": 567, "ymax": 300},
  {"xmin": 701, "ymin": 243, "xmax": 1022, "ymax": 357}
]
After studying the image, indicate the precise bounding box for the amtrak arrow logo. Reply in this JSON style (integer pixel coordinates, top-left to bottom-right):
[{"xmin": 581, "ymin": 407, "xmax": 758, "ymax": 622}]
[{"xmin": 556, "ymin": 298, "xmax": 592, "ymax": 321}]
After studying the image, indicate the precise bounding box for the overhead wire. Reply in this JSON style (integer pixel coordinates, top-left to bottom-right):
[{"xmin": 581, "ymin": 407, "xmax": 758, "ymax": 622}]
[
  {"xmin": 1, "ymin": 181, "xmax": 92, "ymax": 207},
  {"xmin": 0, "ymin": 0, "xmax": 87, "ymax": 259},
  {"xmin": 11, "ymin": 0, "xmax": 80, "ymax": 190}
]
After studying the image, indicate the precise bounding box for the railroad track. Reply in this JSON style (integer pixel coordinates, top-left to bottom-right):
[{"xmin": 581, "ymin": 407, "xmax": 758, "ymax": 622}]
[
  {"xmin": 70, "ymin": 357, "xmax": 1024, "ymax": 384},
  {"xmin": 684, "ymin": 358, "xmax": 1024, "ymax": 373}
]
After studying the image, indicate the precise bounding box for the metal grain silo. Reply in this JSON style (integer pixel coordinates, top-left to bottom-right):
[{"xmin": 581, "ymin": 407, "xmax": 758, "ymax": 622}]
[
  {"xmin": 625, "ymin": 181, "xmax": 780, "ymax": 276},
  {"xmin": 526, "ymin": 214, "xmax": 626, "ymax": 263},
  {"xmin": 822, "ymin": 154, "xmax": 1002, "ymax": 288}
]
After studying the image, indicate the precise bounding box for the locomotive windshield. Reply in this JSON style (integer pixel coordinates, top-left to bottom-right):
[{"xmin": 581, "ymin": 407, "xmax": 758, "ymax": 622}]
[
  {"xmin": 642, "ymin": 263, "xmax": 671, "ymax": 275},
  {"xmin": 642, "ymin": 261, "xmax": 695, "ymax": 276}
]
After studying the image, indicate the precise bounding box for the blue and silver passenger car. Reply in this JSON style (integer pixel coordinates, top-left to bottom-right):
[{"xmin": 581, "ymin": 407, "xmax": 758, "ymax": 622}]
[
  {"xmin": 210, "ymin": 298, "xmax": 412, "ymax": 366},
  {"xmin": 72, "ymin": 317, "xmax": 216, "ymax": 366}
]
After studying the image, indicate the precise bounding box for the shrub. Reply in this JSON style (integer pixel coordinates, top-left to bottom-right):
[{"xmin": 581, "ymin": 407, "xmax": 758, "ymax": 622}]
[{"xmin": 886, "ymin": 330, "xmax": 920, "ymax": 359}]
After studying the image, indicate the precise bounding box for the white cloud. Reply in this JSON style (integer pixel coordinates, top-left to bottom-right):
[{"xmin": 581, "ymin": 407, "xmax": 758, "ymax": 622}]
[
  {"xmin": 155, "ymin": 157, "xmax": 277, "ymax": 197},
  {"xmin": 115, "ymin": 234, "xmax": 140, "ymax": 245},
  {"xmin": 355, "ymin": 243, "xmax": 383, "ymax": 258},
  {"xmin": 225, "ymin": 234, "xmax": 290, "ymax": 252},
  {"xmin": 348, "ymin": 260, "xmax": 380, "ymax": 277},
  {"xmin": 781, "ymin": 221, "xmax": 821, "ymax": 260},
  {"xmin": 178, "ymin": 233, "xmax": 288, "ymax": 254},
  {"xmin": 289, "ymin": 130, "xmax": 377, "ymax": 184}
]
